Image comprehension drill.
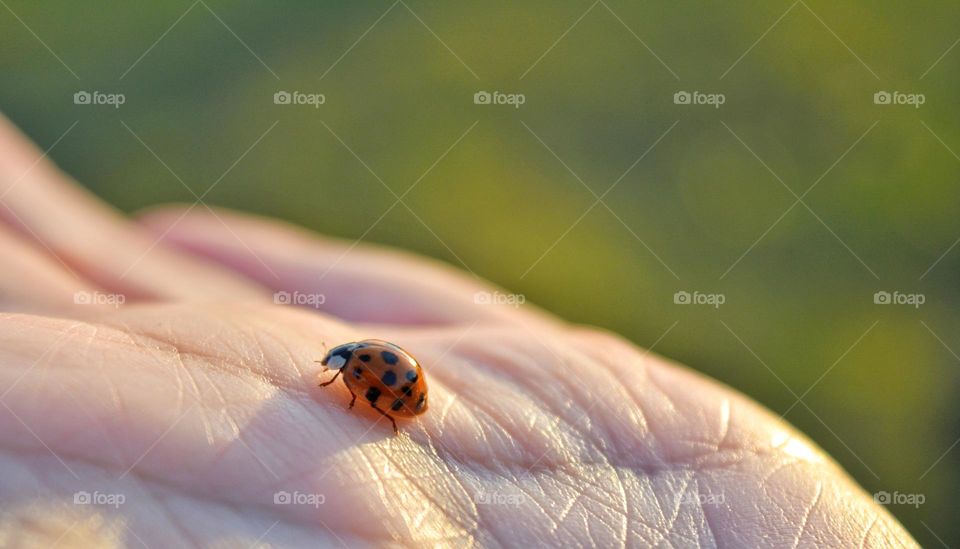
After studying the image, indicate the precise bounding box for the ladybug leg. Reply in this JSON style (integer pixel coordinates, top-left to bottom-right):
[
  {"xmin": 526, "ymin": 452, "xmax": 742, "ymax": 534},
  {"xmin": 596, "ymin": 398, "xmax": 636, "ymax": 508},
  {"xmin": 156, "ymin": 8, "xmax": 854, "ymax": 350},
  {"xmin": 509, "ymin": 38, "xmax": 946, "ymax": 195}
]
[
  {"xmin": 348, "ymin": 392, "xmax": 357, "ymax": 409},
  {"xmin": 371, "ymin": 405, "xmax": 399, "ymax": 434},
  {"xmin": 318, "ymin": 369, "xmax": 342, "ymax": 387}
]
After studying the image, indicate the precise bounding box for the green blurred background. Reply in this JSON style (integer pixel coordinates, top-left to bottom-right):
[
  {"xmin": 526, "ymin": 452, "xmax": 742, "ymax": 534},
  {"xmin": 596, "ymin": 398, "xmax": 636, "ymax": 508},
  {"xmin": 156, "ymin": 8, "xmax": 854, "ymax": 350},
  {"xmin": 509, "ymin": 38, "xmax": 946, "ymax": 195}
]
[{"xmin": 1, "ymin": 1, "xmax": 957, "ymax": 544}]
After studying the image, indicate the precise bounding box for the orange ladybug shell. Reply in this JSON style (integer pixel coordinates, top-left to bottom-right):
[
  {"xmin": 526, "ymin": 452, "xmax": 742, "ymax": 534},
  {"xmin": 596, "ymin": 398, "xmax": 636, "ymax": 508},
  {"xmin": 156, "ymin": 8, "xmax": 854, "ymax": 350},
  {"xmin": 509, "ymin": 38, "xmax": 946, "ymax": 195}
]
[{"xmin": 324, "ymin": 339, "xmax": 428, "ymax": 417}]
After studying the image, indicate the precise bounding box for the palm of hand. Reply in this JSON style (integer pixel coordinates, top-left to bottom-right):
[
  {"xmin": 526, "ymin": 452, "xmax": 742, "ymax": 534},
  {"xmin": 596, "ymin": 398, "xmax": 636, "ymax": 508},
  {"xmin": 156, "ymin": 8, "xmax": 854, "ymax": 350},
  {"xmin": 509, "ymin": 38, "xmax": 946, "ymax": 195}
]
[{"xmin": 0, "ymin": 116, "xmax": 915, "ymax": 547}]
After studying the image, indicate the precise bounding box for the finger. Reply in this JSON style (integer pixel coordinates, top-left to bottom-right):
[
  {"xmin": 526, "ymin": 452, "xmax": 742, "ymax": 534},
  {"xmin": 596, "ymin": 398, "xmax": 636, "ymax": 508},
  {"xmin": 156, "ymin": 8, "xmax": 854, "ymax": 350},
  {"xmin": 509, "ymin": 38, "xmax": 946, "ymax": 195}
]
[
  {"xmin": 0, "ymin": 225, "xmax": 98, "ymax": 313},
  {"xmin": 137, "ymin": 205, "xmax": 556, "ymax": 327},
  {"xmin": 0, "ymin": 114, "xmax": 266, "ymax": 302}
]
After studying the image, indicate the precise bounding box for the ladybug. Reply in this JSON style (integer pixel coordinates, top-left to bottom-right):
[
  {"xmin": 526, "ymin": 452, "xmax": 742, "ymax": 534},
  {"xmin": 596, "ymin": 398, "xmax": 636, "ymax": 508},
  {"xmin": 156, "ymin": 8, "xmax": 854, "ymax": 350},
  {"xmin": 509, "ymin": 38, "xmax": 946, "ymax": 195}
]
[{"xmin": 318, "ymin": 339, "xmax": 428, "ymax": 433}]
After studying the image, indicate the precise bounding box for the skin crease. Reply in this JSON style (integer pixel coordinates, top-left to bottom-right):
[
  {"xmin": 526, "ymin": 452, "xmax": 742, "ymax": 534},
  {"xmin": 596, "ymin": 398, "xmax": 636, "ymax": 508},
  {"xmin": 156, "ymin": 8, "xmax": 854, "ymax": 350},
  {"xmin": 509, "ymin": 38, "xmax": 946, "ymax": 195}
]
[{"xmin": 0, "ymin": 114, "xmax": 918, "ymax": 548}]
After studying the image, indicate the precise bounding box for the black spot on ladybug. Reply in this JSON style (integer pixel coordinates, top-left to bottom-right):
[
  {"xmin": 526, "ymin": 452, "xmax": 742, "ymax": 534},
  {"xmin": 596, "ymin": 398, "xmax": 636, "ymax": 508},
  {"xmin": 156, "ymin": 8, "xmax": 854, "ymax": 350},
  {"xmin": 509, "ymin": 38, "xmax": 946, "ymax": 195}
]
[
  {"xmin": 359, "ymin": 354, "xmax": 371, "ymax": 362},
  {"xmin": 405, "ymin": 370, "xmax": 418, "ymax": 383},
  {"xmin": 415, "ymin": 393, "xmax": 426, "ymax": 412},
  {"xmin": 352, "ymin": 367, "xmax": 363, "ymax": 380},
  {"xmin": 381, "ymin": 370, "xmax": 397, "ymax": 386},
  {"xmin": 391, "ymin": 399, "xmax": 404, "ymax": 411},
  {"xmin": 381, "ymin": 351, "xmax": 398, "ymax": 365},
  {"xmin": 402, "ymin": 385, "xmax": 413, "ymax": 396},
  {"xmin": 365, "ymin": 387, "xmax": 381, "ymax": 403}
]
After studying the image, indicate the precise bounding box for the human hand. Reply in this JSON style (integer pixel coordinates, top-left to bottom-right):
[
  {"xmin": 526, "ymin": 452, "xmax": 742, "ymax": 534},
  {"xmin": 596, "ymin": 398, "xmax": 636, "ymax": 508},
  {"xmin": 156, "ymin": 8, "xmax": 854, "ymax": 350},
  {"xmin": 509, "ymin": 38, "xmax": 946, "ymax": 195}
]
[{"xmin": 0, "ymin": 115, "xmax": 917, "ymax": 547}]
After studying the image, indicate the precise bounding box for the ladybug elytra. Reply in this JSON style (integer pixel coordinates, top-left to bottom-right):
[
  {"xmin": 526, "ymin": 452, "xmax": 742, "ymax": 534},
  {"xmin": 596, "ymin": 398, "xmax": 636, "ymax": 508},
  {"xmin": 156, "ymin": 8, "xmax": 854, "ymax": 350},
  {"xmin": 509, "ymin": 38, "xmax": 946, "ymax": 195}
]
[{"xmin": 318, "ymin": 339, "xmax": 428, "ymax": 433}]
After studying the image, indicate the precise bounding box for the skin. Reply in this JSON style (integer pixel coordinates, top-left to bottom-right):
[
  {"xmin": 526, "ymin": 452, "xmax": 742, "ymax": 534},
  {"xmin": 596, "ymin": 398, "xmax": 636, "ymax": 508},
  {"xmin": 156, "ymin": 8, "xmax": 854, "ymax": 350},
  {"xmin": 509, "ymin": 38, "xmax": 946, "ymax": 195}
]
[{"xmin": 0, "ymin": 114, "xmax": 918, "ymax": 548}]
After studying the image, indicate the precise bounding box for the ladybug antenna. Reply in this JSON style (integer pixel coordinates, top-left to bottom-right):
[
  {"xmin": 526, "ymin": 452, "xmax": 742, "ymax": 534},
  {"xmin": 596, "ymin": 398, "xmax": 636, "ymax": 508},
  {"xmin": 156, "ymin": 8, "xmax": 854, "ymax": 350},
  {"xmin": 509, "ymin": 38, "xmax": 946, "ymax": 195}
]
[{"xmin": 315, "ymin": 341, "xmax": 330, "ymax": 365}]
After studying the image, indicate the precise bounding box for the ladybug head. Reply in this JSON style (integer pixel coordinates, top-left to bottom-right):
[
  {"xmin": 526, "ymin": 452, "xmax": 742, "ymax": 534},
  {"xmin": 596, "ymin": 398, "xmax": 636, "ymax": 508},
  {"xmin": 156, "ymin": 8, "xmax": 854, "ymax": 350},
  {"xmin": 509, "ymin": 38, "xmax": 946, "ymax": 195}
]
[{"xmin": 321, "ymin": 342, "xmax": 360, "ymax": 370}]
